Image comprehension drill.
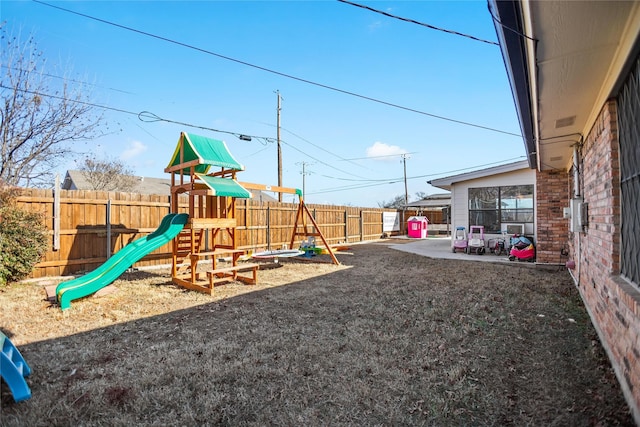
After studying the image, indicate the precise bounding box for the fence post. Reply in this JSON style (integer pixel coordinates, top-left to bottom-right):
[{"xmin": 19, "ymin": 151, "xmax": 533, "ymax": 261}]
[
  {"xmin": 53, "ymin": 175, "xmax": 60, "ymax": 251},
  {"xmin": 401, "ymin": 209, "xmax": 406, "ymax": 235},
  {"xmin": 360, "ymin": 210, "xmax": 364, "ymax": 241},
  {"xmin": 344, "ymin": 209, "xmax": 348, "ymax": 243},
  {"xmin": 106, "ymin": 199, "xmax": 112, "ymax": 259},
  {"xmin": 266, "ymin": 206, "xmax": 271, "ymax": 251},
  {"xmin": 246, "ymin": 200, "xmax": 252, "ymax": 250}
]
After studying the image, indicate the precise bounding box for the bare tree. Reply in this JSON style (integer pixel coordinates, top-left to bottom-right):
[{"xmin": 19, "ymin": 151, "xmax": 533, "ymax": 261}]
[
  {"xmin": 78, "ymin": 156, "xmax": 138, "ymax": 192},
  {"xmin": 414, "ymin": 191, "xmax": 427, "ymax": 201},
  {"xmin": 378, "ymin": 194, "xmax": 407, "ymax": 209},
  {"xmin": 0, "ymin": 26, "xmax": 104, "ymax": 188}
]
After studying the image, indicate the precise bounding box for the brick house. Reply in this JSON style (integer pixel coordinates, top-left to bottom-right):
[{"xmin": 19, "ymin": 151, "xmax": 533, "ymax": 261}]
[{"xmin": 491, "ymin": 0, "xmax": 640, "ymax": 421}]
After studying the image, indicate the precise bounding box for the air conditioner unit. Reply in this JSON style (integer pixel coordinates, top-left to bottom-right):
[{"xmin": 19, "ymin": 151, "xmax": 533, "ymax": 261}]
[{"xmin": 505, "ymin": 224, "xmax": 525, "ymax": 235}]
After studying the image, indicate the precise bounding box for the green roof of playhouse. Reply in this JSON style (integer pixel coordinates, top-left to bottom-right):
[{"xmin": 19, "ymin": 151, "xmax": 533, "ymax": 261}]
[
  {"xmin": 195, "ymin": 173, "xmax": 252, "ymax": 199},
  {"xmin": 166, "ymin": 132, "xmax": 245, "ymax": 175}
]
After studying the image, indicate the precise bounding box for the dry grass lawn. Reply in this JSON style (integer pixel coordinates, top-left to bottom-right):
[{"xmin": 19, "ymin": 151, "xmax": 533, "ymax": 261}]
[{"xmin": 0, "ymin": 240, "xmax": 634, "ymax": 426}]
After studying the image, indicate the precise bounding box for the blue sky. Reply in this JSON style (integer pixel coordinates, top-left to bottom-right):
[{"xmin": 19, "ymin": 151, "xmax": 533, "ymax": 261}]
[{"xmin": 1, "ymin": 0, "xmax": 524, "ymax": 207}]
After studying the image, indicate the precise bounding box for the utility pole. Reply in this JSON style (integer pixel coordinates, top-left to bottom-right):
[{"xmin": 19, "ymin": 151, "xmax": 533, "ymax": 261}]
[
  {"xmin": 298, "ymin": 161, "xmax": 311, "ymax": 198},
  {"xmin": 276, "ymin": 90, "xmax": 282, "ymax": 202},
  {"xmin": 401, "ymin": 154, "xmax": 409, "ymax": 206}
]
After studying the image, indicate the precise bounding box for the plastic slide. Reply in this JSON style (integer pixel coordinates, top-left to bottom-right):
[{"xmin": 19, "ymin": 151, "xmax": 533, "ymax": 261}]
[
  {"xmin": 0, "ymin": 331, "xmax": 32, "ymax": 402},
  {"xmin": 56, "ymin": 213, "xmax": 189, "ymax": 310}
]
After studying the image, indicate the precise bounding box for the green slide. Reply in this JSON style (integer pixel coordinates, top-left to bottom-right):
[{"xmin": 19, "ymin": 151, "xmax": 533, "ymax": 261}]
[{"xmin": 56, "ymin": 213, "xmax": 188, "ymax": 310}]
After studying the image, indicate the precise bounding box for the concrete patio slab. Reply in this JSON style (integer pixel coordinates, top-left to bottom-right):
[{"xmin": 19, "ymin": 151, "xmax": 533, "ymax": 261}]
[{"xmin": 386, "ymin": 237, "xmax": 513, "ymax": 264}]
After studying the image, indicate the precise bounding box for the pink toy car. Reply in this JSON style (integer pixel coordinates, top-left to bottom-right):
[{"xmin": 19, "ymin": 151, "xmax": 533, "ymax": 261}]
[
  {"xmin": 509, "ymin": 235, "xmax": 535, "ymax": 262},
  {"xmin": 453, "ymin": 227, "xmax": 468, "ymax": 253}
]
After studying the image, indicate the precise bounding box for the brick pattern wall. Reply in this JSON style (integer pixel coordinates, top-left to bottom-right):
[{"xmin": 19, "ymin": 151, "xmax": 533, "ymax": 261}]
[
  {"xmin": 581, "ymin": 100, "xmax": 622, "ymax": 274},
  {"xmin": 570, "ymin": 99, "xmax": 640, "ymax": 421},
  {"xmin": 535, "ymin": 169, "xmax": 570, "ymax": 264}
]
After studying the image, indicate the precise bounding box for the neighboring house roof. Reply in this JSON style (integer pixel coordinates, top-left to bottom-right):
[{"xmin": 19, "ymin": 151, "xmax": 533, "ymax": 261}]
[
  {"xmin": 165, "ymin": 132, "xmax": 245, "ymax": 174},
  {"xmin": 62, "ymin": 170, "xmax": 171, "ymax": 195},
  {"xmin": 490, "ymin": 1, "xmax": 640, "ymax": 171},
  {"xmin": 428, "ymin": 160, "xmax": 530, "ymax": 191},
  {"xmin": 63, "ymin": 169, "xmax": 278, "ymax": 201},
  {"xmin": 248, "ymin": 190, "xmax": 278, "ymax": 203},
  {"xmin": 406, "ymin": 193, "xmax": 451, "ymax": 209}
]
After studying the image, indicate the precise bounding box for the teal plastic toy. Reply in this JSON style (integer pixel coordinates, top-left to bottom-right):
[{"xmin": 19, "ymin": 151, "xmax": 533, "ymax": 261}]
[{"xmin": 56, "ymin": 213, "xmax": 188, "ymax": 310}]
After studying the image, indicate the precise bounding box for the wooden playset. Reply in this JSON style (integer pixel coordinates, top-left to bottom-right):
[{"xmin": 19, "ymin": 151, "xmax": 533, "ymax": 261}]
[{"xmin": 164, "ymin": 132, "xmax": 338, "ymax": 295}]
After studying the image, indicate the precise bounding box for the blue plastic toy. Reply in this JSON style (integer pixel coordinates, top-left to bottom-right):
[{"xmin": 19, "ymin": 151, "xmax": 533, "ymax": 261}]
[{"xmin": 0, "ymin": 331, "xmax": 32, "ymax": 402}]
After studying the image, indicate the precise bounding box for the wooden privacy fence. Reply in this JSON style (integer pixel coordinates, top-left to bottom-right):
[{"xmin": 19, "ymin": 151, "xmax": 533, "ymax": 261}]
[{"xmin": 14, "ymin": 189, "xmax": 445, "ymax": 278}]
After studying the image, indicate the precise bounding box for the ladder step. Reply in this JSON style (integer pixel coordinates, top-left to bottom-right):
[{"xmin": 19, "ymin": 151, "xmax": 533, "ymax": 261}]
[
  {"xmin": 15, "ymin": 361, "xmax": 24, "ymax": 376},
  {"xmin": 4, "ymin": 345, "xmax": 14, "ymax": 360}
]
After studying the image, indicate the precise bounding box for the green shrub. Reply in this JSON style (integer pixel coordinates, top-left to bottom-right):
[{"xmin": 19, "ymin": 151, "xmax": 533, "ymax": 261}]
[{"xmin": 0, "ymin": 186, "xmax": 49, "ymax": 286}]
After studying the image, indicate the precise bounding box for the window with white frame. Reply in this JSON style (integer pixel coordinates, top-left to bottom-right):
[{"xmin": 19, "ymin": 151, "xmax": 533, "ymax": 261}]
[{"xmin": 468, "ymin": 185, "xmax": 534, "ymax": 234}]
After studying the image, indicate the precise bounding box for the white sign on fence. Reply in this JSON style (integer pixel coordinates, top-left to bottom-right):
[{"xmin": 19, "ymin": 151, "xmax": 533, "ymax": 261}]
[{"xmin": 383, "ymin": 212, "xmax": 400, "ymax": 232}]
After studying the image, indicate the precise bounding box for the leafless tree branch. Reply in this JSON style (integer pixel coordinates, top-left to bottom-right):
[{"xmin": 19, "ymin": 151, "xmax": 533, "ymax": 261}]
[{"xmin": 1, "ymin": 26, "xmax": 104, "ymax": 188}]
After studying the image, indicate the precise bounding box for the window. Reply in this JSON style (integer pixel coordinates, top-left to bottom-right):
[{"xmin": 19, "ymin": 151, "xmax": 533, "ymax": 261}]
[
  {"xmin": 618, "ymin": 56, "xmax": 640, "ymax": 286},
  {"xmin": 468, "ymin": 185, "xmax": 534, "ymax": 233},
  {"xmin": 469, "ymin": 187, "xmax": 500, "ymax": 232}
]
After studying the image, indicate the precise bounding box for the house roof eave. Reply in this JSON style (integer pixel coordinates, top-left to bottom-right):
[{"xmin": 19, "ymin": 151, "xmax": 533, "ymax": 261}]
[
  {"xmin": 490, "ymin": 0, "xmax": 537, "ymax": 169},
  {"xmin": 428, "ymin": 160, "xmax": 530, "ymax": 189}
]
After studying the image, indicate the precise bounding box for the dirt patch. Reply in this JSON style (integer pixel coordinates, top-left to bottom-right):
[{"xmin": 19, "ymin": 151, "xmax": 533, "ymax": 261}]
[{"xmin": 0, "ymin": 240, "xmax": 633, "ymax": 425}]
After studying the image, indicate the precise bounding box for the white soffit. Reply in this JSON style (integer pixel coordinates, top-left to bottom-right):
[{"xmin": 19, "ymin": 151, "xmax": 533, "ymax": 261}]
[{"xmin": 525, "ymin": 1, "xmax": 640, "ymax": 171}]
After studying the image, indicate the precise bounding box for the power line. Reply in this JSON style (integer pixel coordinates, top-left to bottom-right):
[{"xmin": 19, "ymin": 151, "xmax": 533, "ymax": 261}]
[
  {"xmin": 0, "ymin": 83, "xmax": 140, "ymax": 117},
  {"xmin": 281, "ymin": 127, "xmax": 372, "ymax": 171},
  {"xmin": 138, "ymin": 111, "xmax": 275, "ymax": 145},
  {"xmin": 33, "ymin": 0, "xmax": 522, "ymax": 138},
  {"xmin": 410, "ymin": 155, "xmax": 527, "ymax": 180},
  {"xmin": 0, "ymin": 64, "xmax": 135, "ymax": 94},
  {"xmin": 308, "ymin": 155, "xmax": 527, "ymax": 194},
  {"xmin": 337, "ymin": 0, "xmax": 500, "ymax": 46},
  {"xmin": 322, "ymin": 155, "xmax": 527, "ymax": 184},
  {"xmin": 309, "ymin": 179, "xmax": 403, "ymax": 195},
  {"xmin": 486, "ymin": 2, "xmax": 537, "ymax": 43},
  {"xmin": 3, "ymin": 85, "xmax": 527, "ymax": 197},
  {"xmin": 0, "ymin": 84, "xmax": 276, "ymax": 143},
  {"xmin": 3, "ymin": 82, "xmax": 405, "ymax": 180},
  {"xmin": 244, "ymin": 145, "xmax": 271, "ymax": 158},
  {"xmin": 279, "ymin": 139, "xmax": 370, "ymax": 180},
  {"xmin": 5, "ymin": 81, "xmax": 526, "ymax": 187}
]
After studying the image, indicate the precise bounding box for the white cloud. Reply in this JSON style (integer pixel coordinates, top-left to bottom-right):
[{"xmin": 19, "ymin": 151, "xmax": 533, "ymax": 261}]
[
  {"xmin": 365, "ymin": 141, "xmax": 408, "ymax": 161},
  {"xmin": 120, "ymin": 140, "xmax": 148, "ymax": 160}
]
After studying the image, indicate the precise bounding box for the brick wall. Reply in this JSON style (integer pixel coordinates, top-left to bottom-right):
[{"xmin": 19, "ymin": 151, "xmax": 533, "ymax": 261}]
[
  {"xmin": 535, "ymin": 169, "xmax": 570, "ymax": 264},
  {"xmin": 569, "ymin": 99, "xmax": 640, "ymax": 421}
]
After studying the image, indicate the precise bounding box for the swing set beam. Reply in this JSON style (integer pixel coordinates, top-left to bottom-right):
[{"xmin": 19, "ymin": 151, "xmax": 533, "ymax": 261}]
[{"xmin": 239, "ymin": 182, "xmax": 340, "ymax": 265}]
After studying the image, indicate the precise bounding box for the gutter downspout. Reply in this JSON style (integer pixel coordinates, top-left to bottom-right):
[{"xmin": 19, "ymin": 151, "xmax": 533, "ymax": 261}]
[{"xmin": 573, "ymin": 145, "xmax": 580, "ymax": 198}]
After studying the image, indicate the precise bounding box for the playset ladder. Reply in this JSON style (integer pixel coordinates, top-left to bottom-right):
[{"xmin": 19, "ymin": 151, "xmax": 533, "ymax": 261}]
[
  {"xmin": 172, "ymin": 228, "xmax": 204, "ymax": 276},
  {"xmin": 0, "ymin": 331, "xmax": 32, "ymax": 402}
]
